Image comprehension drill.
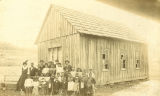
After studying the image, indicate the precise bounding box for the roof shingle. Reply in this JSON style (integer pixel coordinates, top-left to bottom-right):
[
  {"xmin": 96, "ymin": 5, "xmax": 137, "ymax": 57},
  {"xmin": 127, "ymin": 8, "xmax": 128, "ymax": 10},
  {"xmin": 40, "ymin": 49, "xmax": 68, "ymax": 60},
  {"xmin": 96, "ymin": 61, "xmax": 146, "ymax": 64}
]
[{"xmin": 53, "ymin": 5, "xmax": 145, "ymax": 43}]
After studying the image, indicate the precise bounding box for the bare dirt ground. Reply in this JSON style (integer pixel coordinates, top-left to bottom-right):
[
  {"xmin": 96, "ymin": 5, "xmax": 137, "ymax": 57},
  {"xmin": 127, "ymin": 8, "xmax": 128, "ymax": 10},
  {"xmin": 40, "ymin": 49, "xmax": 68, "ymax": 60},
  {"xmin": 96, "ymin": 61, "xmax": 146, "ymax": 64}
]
[
  {"xmin": 0, "ymin": 77, "xmax": 160, "ymax": 96},
  {"xmin": 96, "ymin": 78, "xmax": 160, "ymax": 96}
]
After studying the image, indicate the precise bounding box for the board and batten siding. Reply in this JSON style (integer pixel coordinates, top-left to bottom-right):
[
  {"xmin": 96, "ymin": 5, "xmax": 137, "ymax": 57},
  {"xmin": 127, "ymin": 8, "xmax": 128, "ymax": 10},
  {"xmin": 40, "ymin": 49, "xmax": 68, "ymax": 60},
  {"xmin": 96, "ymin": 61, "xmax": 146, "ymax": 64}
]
[
  {"xmin": 37, "ymin": 6, "xmax": 78, "ymax": 43},
  {"xmin": 79, "ymin": 34, "xmax": 148, "ymax": 85},
  {"xmin": 38, "ymin": 33, "xmax": 80, "ymax": 67},
  {"xmin": 36, "ymin": 5, "xmax": 148, "ymax": 85},
  {"xmin": 37, "ymin": 5, "xmax": 81, "ymax": 67}
]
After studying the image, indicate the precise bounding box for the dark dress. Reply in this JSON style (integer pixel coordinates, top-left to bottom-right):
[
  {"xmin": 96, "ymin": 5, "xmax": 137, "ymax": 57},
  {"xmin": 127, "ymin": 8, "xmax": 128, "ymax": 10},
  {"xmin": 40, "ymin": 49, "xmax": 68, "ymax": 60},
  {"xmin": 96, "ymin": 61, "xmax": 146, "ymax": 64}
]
[
  {"xmin": 16, "ymin": 67, "xmax": 28, "ymax": 91},
  {"xmin": 53, "ymin": 80, "xmax": 61, "ymax": 94},
  {"xmin": 30, "ymin": 67, "xmax": 37, "ymax": 78}
]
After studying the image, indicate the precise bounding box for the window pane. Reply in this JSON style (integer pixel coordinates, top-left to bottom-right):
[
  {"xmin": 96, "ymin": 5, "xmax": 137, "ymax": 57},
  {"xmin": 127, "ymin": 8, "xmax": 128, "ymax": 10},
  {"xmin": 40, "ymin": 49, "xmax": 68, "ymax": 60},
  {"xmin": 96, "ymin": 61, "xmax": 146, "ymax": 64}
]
[
  {"xmin": 105, "ymin": 64, "xmax": 108, "ymax": 69},
  {"xmin": 102, "ymin": 54, "xmax": 105, "ymax": 59},
  {"xmin": 123, "ymin": 60, "xmax": 126, "ymax": 68}
]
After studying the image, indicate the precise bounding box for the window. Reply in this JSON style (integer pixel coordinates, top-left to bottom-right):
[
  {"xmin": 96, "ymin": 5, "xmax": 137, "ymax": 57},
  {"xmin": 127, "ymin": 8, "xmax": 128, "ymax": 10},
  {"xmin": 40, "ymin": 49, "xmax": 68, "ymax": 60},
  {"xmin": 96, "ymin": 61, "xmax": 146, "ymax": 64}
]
[
  {"xmin": 135, "ymin": 51, "xmax": 140, "ymax": 69},
  {"xmin": 48, "ymin": 47, "xmax": 62, "ymax": 63},
  {"xmin": 102, "ymin": 49, "xmax": 110, "ymax": 71},
  {"xmin": 120, "ymin": 50, "xmax": 127, "ymax": 70},
  {"xmin": 102, "ymin": 54, "xmax": 106, "ymax": 59}
]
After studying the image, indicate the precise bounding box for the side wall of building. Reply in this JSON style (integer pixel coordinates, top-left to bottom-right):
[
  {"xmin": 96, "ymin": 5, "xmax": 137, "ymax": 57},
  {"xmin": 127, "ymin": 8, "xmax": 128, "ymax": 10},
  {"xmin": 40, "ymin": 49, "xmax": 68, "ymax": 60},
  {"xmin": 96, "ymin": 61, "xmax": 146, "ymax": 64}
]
[{"xmin": 80, "ymin": 34, "xmax": 148, "ymax": 85}]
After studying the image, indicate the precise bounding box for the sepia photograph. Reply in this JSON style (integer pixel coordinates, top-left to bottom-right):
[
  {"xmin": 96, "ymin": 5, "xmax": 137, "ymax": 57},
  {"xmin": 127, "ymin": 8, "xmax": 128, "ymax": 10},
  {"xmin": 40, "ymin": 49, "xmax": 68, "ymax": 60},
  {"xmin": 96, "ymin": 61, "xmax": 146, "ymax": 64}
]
[{"xmin": 0, "ymin": 0, "xmax": 160, "ymax": 96}]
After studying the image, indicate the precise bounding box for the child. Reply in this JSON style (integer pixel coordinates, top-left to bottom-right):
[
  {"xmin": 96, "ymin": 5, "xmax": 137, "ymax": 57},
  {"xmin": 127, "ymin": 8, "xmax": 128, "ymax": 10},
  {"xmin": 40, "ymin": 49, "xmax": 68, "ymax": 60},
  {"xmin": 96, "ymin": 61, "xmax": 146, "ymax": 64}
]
[
  {"xmin": 73, "ymin": 77, "xmax": 80, "ymax": 96},
  {"xmin": 47, "ymin": 79, "xmax": 52, "ymax": 95},
  {"xmin": 57, "ymin": 73, "xmax": 63, "ymax": 94},
  {"xmin": 71, "ymin": 67, "xmax": 76, "ymax": 77},
  {"xmin": 87, "ymin": 69, "xmax": 95, "ymax": 79},
  {"xmin": 50, "ymin": 73, "xmax": 55, "ymax": 95},
  {"xmin": 53, "ymin": 78, "xmax": 61, "ymax": 95},
  {"xmin": 49, "ymin": 63, "xmax": 56, "ymax": 76},
  {"xmin": 24, "ymin": 75, "xmax": 33, "ymax": 96},
  {"xmin": 67, "ymin": 77, "xmax": 74, "ymax": 96},
  {"xmin": 32, "ymin": 78, "xmax": 39, "ymax": 96},
  {"xmin": 56, "ymin": 63, "xmax": 64, "ymax": 74},
  {"xmin": 76, "ymin": 68, "xmax": 82, "ymax": 77},
  {"xmin": 57, "ymin": 73, "xmax": 62, "ymax": 82},
  {"xmin": 79, "ymin": 75, "xmax": 86, "ymax": 96},
  {"xmin": 61, "ymin": 76, "xmax": 68, "ymax": 96},
  {"xmin": 40, "ymin": 77, "xmax": 48, "ymax": 96},
  {"xmin": 42, "ymin": 63, "xmax": 49, "ymax": 76},
  {"xmin": 44, "ymin": 74, "xmax": 51, "ymax": 95},
  {"xmin": 86, "ymin": 74, "xmax": 96, "ymax": 96}
]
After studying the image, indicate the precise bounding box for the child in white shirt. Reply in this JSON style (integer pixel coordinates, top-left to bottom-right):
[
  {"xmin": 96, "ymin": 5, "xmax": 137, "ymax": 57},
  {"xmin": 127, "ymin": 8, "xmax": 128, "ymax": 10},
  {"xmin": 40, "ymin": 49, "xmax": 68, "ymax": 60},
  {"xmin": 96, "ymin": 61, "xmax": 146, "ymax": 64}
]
[
  {"xmin": 73, "ymin": 77, "xmax": 80, "ymax": 95},
  {"xmin": 87, "ymin": 69, "xmax": 95, "ymax": 78},
  {"xmin": 24, "ymin": 75, "xmax": 33, "ymax": 96},
  {"xmin": 57, "ymin": 73, "xmax": 62, "ymax": 82},
  {"xmin": 71, "ymin": 67, "xmax": 76, "ymax": 77},
  {"xmin": 32, "ymin": 78, "xmax": 39, "ymax": 96},
  {"xmin": 56, "ymin": 63, "xmax": 64, "ymax": 74},
  {"xmin": 67, "ymin": 77, "xmax": 74, "ymax": 96},
  {"xmin": 42, "ymin": 63, "xmax": 49, "ymax": 76}
]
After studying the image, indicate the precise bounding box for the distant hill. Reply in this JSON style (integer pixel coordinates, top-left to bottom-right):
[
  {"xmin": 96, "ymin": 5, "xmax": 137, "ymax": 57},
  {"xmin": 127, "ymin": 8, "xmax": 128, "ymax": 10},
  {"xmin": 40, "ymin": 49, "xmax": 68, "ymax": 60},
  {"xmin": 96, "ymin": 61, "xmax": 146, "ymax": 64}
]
[
  {"xmin": 0, "ymin": 42, "xmax": 19, "ymax": 50},
  {"xmin": 0, "ymin": 42, "xmax": 37, "ymax": 66}
]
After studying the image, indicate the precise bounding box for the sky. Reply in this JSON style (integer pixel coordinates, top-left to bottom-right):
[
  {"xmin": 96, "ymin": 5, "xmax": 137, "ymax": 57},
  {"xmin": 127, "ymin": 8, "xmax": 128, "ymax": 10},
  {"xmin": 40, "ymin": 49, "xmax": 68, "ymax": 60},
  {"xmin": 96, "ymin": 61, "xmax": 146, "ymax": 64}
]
[
  {"xmin": 0, "ymin": 0, "xmax": 160, "ymax": 53},
  {"xmin": 0, "ymin": 0, "xmax": 51, "ymax": 48}
]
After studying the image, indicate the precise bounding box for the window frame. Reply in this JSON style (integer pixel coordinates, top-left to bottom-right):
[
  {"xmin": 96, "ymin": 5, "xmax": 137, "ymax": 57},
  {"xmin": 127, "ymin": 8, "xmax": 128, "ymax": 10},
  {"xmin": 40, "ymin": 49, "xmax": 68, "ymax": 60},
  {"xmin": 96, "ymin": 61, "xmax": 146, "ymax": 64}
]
[
  {"xmin": 102, "ymin": 49, "xmax": 110, "ymax": 71},
  {"xmin": 48, "ymin": 47, "xmax": 62, "ymax": 63},
  {"xmin": 120, "ymin": 49, "xmax": 128, "ymax": 70},
  {"xmin": 135, "ymin": 50, "xmax": 141, "ymax": 69}
]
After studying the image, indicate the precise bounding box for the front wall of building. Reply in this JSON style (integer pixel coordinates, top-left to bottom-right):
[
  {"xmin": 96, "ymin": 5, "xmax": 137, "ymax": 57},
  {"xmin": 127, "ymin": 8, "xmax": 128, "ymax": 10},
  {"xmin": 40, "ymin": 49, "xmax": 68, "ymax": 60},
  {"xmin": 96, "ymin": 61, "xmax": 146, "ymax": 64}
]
[{"xmin": 38, "ymin": 34, "xmax": 80, "ymax": 67}]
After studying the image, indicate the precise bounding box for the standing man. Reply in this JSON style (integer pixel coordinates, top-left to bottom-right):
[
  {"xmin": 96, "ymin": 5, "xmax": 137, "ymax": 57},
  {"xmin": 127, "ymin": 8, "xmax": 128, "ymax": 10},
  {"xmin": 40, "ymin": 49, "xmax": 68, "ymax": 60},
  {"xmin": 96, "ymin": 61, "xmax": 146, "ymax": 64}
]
[
  {"xmin": 63, "ymin": 60, "xmax": 72, "ymax": 72},
  {"xmin": 30, "ymin": 63, "xmax": 37, "ymax": 78},
  {"xmin": 38, "ymin": 60, "xmax": 44, "ymax": 76}
]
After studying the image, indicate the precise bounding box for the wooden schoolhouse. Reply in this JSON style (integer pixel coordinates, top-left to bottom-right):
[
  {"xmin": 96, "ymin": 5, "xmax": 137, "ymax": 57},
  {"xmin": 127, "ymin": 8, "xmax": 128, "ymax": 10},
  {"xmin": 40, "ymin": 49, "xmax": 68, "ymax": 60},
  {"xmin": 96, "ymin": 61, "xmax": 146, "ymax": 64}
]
[{"xmin": 35, "ymin": 5, "xmax": 149, "ymax": 85}]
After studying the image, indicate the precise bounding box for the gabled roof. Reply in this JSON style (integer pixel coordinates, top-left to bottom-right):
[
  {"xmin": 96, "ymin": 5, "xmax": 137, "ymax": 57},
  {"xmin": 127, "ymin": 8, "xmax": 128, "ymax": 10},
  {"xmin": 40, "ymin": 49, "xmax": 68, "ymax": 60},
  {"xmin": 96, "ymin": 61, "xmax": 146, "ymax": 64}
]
[{"xmin": 36, "ymin": 4, "xmax": 145, "ymax": 44}]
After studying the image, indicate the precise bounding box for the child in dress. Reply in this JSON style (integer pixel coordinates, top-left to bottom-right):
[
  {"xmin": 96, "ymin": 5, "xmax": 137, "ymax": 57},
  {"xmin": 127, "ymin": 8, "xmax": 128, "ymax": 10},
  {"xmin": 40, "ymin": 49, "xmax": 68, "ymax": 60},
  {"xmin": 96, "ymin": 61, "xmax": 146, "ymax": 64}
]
[
  {"xmin": 32, "ymin": 78, "xmax": 39, "ymax": 96},
  {"xmin": 70, "ymin": 67, "xmax": 76, "ymax": 77},
  {"xmin": 56, "ymin": 63, "xmax": 64, "ymax": 75},
  {"xmin": 76, "ymin": 68, "xmax": 82, "ymax": 77},
  {"xmin": 39, "ymin": 77, "xmax": 47, "ymax": 96},
  {"xmin": 57, "ymin": 73, "xmax": 62, "ymax": 82},
  {"xmin": 45, "ymin": 74, "xmax": 51, "ymax": 95},
  {"xmin": 87, "ymin": 69, "xmax": 95, "ymax": 79},
  {"xmin": 24, "ymin": 75, "xmax": 33, "ymax": 96},
  {"xmin": 67, "ymin": 77, "xmax": 74, "ymax": 96},
  {"xmin": 42, "ymin": 63, "xmax": 49, "ymax": 76},
  {"xmin": 73, "ymin": 77, "xmax": 80, "ymax": 96}
]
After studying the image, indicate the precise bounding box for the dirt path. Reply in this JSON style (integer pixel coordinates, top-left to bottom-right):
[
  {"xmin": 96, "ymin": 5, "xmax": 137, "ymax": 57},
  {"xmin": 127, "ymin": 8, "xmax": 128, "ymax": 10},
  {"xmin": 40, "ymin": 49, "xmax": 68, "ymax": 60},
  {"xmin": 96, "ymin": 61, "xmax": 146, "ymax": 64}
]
[{"xmin": 1, "ymin": 79, "xmax": 160, "ymax": 96}]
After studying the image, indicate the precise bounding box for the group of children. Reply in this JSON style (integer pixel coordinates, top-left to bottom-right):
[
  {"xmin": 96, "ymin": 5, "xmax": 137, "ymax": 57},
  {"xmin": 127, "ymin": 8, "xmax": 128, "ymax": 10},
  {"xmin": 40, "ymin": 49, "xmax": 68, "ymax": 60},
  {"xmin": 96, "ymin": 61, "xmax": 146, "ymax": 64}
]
[{"xmin": 24, "ymin": 60, "xmax": 96, "ymax": 96}]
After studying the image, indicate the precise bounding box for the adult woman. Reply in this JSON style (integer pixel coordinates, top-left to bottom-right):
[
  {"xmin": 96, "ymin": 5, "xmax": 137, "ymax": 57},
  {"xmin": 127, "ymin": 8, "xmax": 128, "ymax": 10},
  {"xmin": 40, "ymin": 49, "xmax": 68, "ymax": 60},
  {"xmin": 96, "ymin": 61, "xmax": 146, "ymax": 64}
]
[{"xmin": 16, "ymin": 60, "xmax": 28, "ymax": 91}]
